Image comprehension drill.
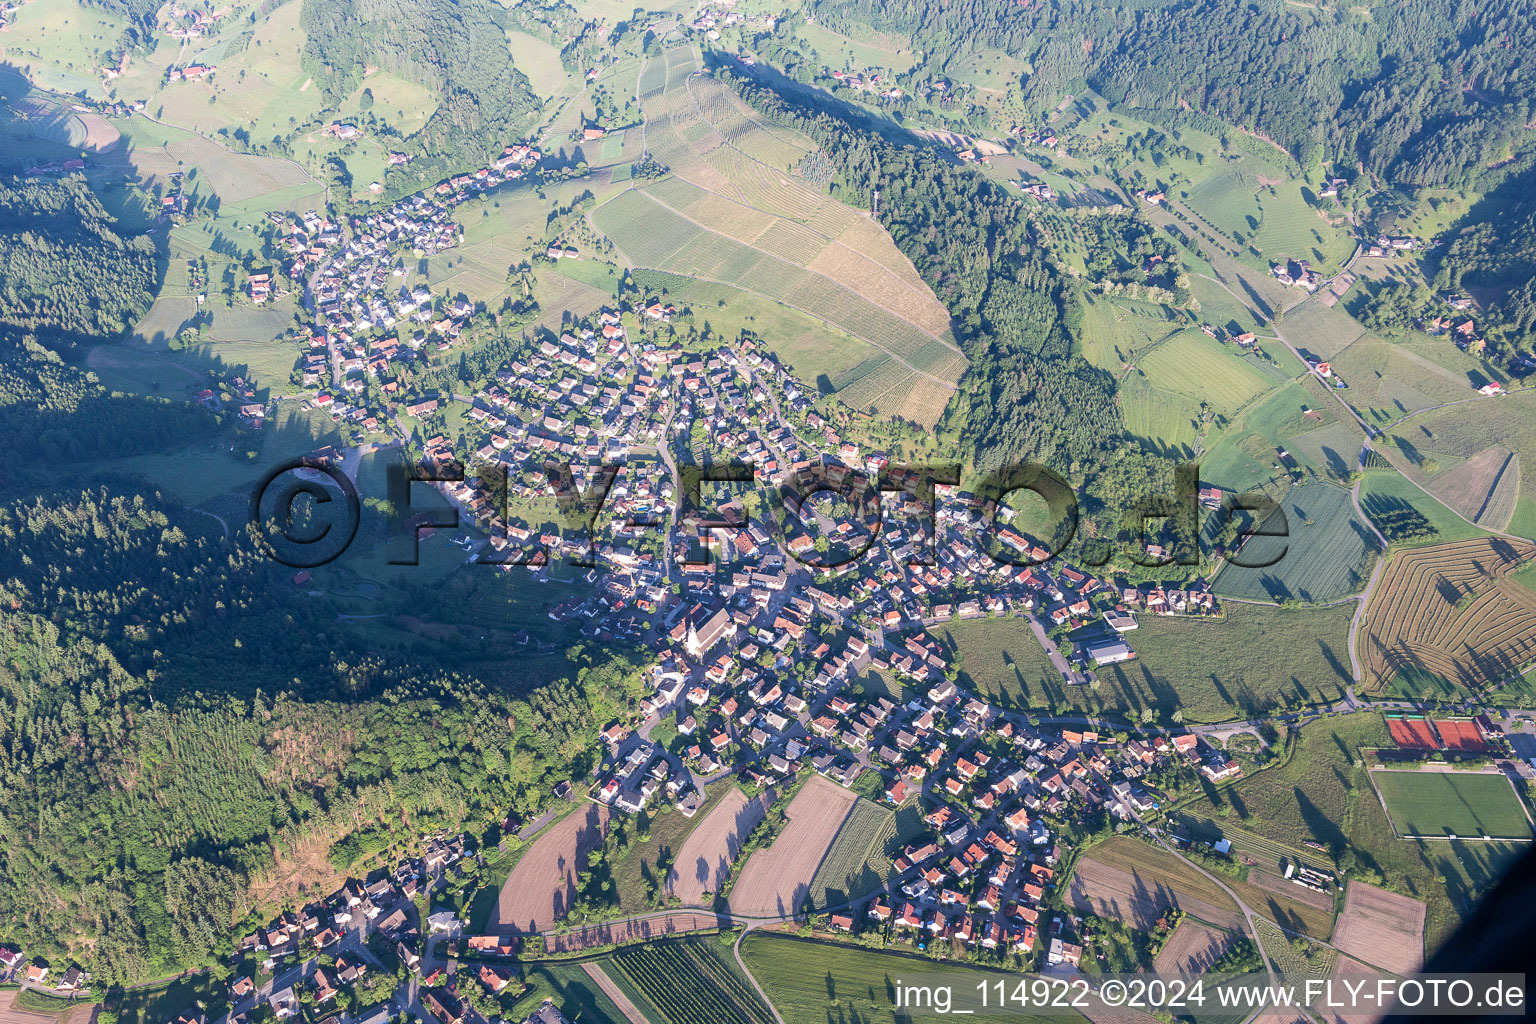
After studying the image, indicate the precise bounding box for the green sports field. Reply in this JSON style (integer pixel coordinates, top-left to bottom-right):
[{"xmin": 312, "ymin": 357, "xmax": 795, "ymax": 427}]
[{"xmin": 1373, "ymin": 771, "xmax": 1534, "ymax": 840}]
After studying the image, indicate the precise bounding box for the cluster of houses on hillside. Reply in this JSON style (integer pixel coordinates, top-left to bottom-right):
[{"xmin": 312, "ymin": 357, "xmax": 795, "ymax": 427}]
[
  {"xmin": 824, "ymin": 68, "xmax": 903, "ymax": 100},
  {"xmin": 277, "ymin": 261, "xmax": 1236, "ymax": 836},
  {"xmin": 234, "ymin": 129, "xmax": 1259, "ymax": 994},
  {"xmin": 1012, "ymin": 126, "xmax": 1062, "ymax": 151},
  {"xmin": 163, "ymin": 2, "xmax": 221, "ymax": 40},
  {"xmin": 1363, "ymin": 234, "xmax": 1420, "ymax": 258},
  {"xmin": 1271, "ymin": 256, "xmax": 1324, "ymax": 292},
  {"xmin": 0, "ymin": 946, "xmax": 87, "ymax": 997},
  {"xmin": 259, "ymin": 121, "xmax": 1244, "ymax": 844},
  {"xmin": 691, "ymin": 5, "xmax": 775, "ymax": 37},
  {"xmin": 166, "ymin": 63, "xmax": 215, "ymax": 83}
]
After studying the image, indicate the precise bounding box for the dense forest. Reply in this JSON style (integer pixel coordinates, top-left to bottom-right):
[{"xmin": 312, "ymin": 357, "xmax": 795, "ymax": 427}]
[
  {"xmin": 807, "ymin": 0, "xmax": 1536, "ymax": 190},
  {"xmin": 0, "ymin": 484, "xmax": 650, "ymax": 982},
  {"xmin": 0, "ymin": 176, "xmax": 157, "ymax": 349},
  {"xmin": 717, "ymin": 65, "xmax": 1187, "ymax": 556},
  {"xmin": 299, "ymin": 0, "xmax": 542, "ymax": 169},
  {"xmin": 1434, "ymin": 163, "xmax": 1536, "ymax": 349},
  {"xmin": 0, "ymin": 175, "xmax": 211, "ymax": 469},
  {"xmin": 0, "ymin": 603, "xmax": 644, "ymax": 981}
]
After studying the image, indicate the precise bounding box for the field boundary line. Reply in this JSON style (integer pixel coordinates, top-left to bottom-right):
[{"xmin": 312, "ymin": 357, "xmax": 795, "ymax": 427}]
[
  {"xmin": 636, "ymin": 184, "xmax": 964, "ymax": 357},
  {"xmin": 681, "ymin": 69, "xmax": 953, "ymax": 318},
  {"xmin": 626, "ymin": 255, "xmax": 962, "ymax": 391},
  {"xmin": 580, "ymin": 962, "xmax": 651, "ymax": 1024}
]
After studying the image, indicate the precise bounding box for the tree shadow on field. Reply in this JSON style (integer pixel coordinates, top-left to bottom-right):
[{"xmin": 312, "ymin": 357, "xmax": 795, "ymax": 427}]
[{"xmin": 1294, "ymin": 787, "xmax": 1347, "ymax": 858}]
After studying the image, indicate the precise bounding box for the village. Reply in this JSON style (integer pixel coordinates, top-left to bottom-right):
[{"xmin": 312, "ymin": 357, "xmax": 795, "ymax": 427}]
[
  {"xmin": 0, "ymin": 135, "xmax": 1293, "ymax": 1024},
  {"xmin": 251, "ymin": 139, "xmax": 1251, "ymax": 852}
]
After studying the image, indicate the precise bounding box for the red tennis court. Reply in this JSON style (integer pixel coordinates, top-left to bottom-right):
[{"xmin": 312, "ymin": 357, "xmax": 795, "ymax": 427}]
[
  {"xmin": 1387, "ymin": 716, "xmax": 1440, "ymax": 749},
  {"xmin": 1432, "ymin": 719, "xmax": 1487, "ymax": 752}
]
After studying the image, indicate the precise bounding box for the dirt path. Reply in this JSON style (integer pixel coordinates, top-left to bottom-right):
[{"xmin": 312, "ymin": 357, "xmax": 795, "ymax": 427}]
[
  {"xmin": 545, "ymin": 911, "xmax": 726, "ymax": 953},
  {"xmin": 734, "ymin": 923, "xmax": 787, "ymax": 1024},
  {"xmin": 580, "ymin": 963, "xmax": 649, "ymax": 1024}
]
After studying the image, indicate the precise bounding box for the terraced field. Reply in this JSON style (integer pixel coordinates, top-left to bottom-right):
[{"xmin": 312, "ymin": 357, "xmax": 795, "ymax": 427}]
[
  {"xmin": 1360, "ymin": 537, "xmax": 1536, "ymax": 693},
  {"xmin": 594, "ymin": 39, "xmax": 966, "ymax": 417},
  {"xmin": 592, "ymin": 188, "xmax": 704, "ymax": 266}
]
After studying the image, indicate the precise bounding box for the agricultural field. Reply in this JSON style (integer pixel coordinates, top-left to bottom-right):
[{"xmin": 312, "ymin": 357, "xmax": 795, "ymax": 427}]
[
  {"xmin": 609, "ymin": 785, "xmax": 734, "ymax": 913},
  {"xmin": 805, "ymin": 799, "xmax": 926, "ymax": 909},
  {"xmin": 492, "ymin": 803, "xmax": 610, "ymax": 933},
  {"xmin": 1283, "ymin": 420, "xmax": 1369, "ymax": 484},
  {"xmin": 592, "ymin": 41, "xmax": 967, "ymax": 414},
  {"xmin": 142, "ymin": 2, "xmax": 332, "ymax": 145},
  {"xmin": 1254, "ymin": 917, "xmax": 1336, "ymax": 981},
  {"xmin": 593, "ymin": 187, "xmax": 704, "ymax": 266},
  {"xmin": 1175, "ymin": 712, "xmax": 1524, "ymax": 952},
  {"xmin": 1281, "ymin": 299, "xmax": 1369, "ymax": 362},
  {"xmin": 0, "ymin": 0, "xmax": 124, "ymax": 96},
  {"xmin": 0, "ymin": 990, "xmax": 64, "ymax": 1024},
  {"xmin": 739, "ymin": 933, "xmax": 1078, "ymax": 1024},
  {"xmin": 1329, "ymin": 332, "xmax": 1502, "ymax": 430},
  {"xmin": 1072, "ymin": 844, "xmax": 1243, "ymax": 931},
  {"xmin": 1357, "ymin": 469, "xmax": 1492, "ymax": 545},
  {"xmin": 791, "ymin": 20, "xmax": 918, "ymax": 75},
  {"xmin": 1423, "ymin": 446, "xmax": 1521, "ymax": 531},
  {"xmin": 1097, "ymin": 602, "xmax": 1354, "ymax": 723},
  {"xmin": 1077, "ymin": 293, "xmax": 1182, "ymax": 374},
  {"xmin": 1383, "ymin": 390, "xmax": 1536, "ymax": 539},
  {"xmin": 1183, "ymin": 161, "xmax": 1354, "ymax": 271},
  {"xmin": 514, "ymin": 961, "xmax": 635, "ymax": 1024},
  {"xmin": 1329, "ymin": 882, "xmax": 1427, "ymax": 976},
  {"xmin": 1370, "ymin": 770, "xmax": 1534, "ymax": 840},
  {"xmin": 626, "ymin": 269, "xmax": 880, "ymax": 392},
  {"xmin": 927, "ymin": 618, "xmax": 1066, "ymax": 710},
  {"xmin": 1359, "ymin": 537, "xmax": 1536, "ymax": 695},
  {"xmin": 1246, "ymin": 868, "xmax": 1335, "ymax": 917},
  {"xmin": 1152, "ymin": 920, "xmax": 1236, "ymax": 974},
  {"xmin": 1120, "ymin": 374, "xmax": 1204, "ymax": 454},
  {"xmin": 1133, "ymin": 328, "xmax": 1283, "ymax": 418},
  {"xmin": 108, "ymin": 971, "xmax": 223, "ymax": 1024},
  {"xmin": 1198, "ymin": 376, "xmax": 1350, "ymax": 492},
  {"xmin": 608, "ymin": 936, "xmax": 776, "ymax": 1024},
  {"xmin": 612, "ymin": 192, "xmax": 961, "ymax": 377},
  {"xmin": 728, "ymin": 776, "xmax": 857, "ymax": 917},
  {"xmin": 669, "ymin": 785, "xmax": 774, "ymax": 906},
  {"xmin": 1072, "ymin": 836, "xmax": 1333, "ymax": 938},
  {"xmin": 1313, "ymin": 956, "xmax": 1384, "ymax": 1024},
  {"xmin": 507, "ymin": 31, "xmax": 569, "ymax": 96},
  {"xmin": 86, "ymin": 402, "xmax": 342, "ymax": 509},
  {"xmin": 1212, "ymin": 482, "xmax": 1377, "ymax": 603}
]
